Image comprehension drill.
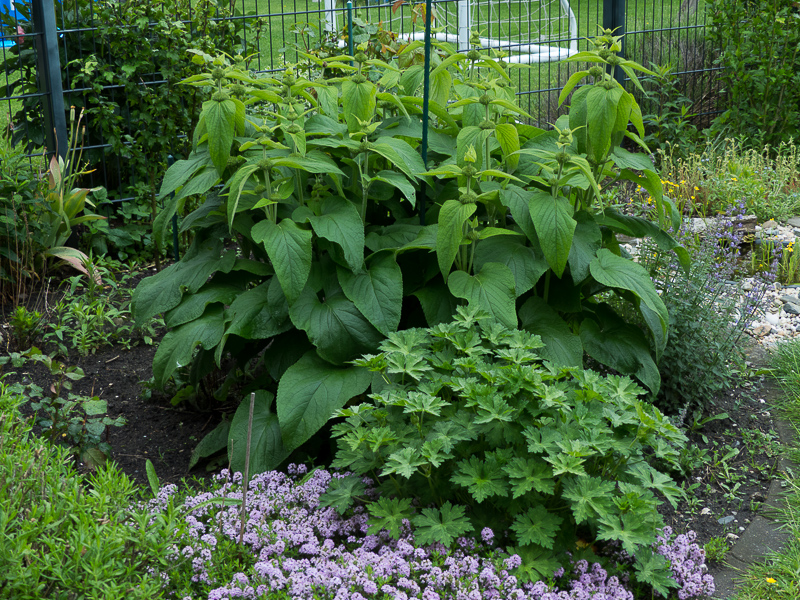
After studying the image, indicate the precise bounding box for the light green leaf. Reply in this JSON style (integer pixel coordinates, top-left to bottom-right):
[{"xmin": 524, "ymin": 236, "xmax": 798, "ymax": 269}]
[
  {"xmin": 371, "ymin": 170, "xmax": 417, "ymax": 205},
  {"xmin": 436, "ymin": 199, "xmax": 476, "ymax": 278},
  {"xmin": 342, "ymin": 79, "xmax": 377, "ymax": 133},
  {"xmin": 203, "ymin": 97, "xmax": 237, "ymax": 175},
  {"xmin": 495, "ymin": 123, "xmax": 520, "ymax": 171},
  {"xmin": 567, "ymin": 211, "xmax": 602, "ymax": 284},
  {"xmin": 562, "ymin": 476, "xmax": 616, "ymax": 524},
  {"xmin": 451, "ymin": 456, "xmax": 508, "ymax": 502},
  {"xmin": 411, "ymin": 502, "xmax": 474, "ymax": 547},
  {"xmin": 528, "ymin": 190, "xmax": 576, "ymax": 278},
  {"xmin": 277, "ymin": 352, "xmax": 371, "ymax": 450}
]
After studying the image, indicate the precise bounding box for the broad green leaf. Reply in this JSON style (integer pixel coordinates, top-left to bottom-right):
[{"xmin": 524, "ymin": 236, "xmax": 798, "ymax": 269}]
[
  {"xmin": 557, "ymin": 70, "xmax": 591, "ymax": 105},
  {"xmin": 436, "ymin": 199, "xmax": 476, "ymax": 278},
  {"xmin": 511, "ymin": 506, "xmax": 563, "ymax": 549},
  {"xmin": 273, "ymin": 152, "xmax": 345, "ymax": 176},
  {"xmin": 519, "ymin": 297, "xmax": 582, "ymax": 367},
  {"xmin": 633, "ymin": 548, "xmax": 680, "ymax": 598},
  {"xmin": 251, "ymin": 219, "xmax": 313, "ymax": 304},
  {"xmin": 228, "ymin": 390, "xmax": 291, "ymax": 474},
  {"xmin": 153, "ymin": 305, "xmax": 225, "ymax": 387},
  {"xmin": 580, "ymin": 307, "xmax": 661, "ymax": 395},
  {"xmin": 594, "ymin": 209, "xmax": 689, "ymax": 273},
  {"xmin": 447, "ymin": 263, "xmax": 517, "ymax": 329},
  {"xmin": 494, "ymin": 123, "xmax": 520, "ymax": 171},
  {"xmin": 308, "ymin": 197, "xmax": 365, "ymax": 273},
  {"xmin": 611, "ymin": 147, "xmax": 655, "ymax": 172},
  {"xmin": 370, "ymin": 139, "xmax": 426, "ymax": 183},
  {"xmin": 371, "ymin": 170, "xmax": 417, "ymax": 205},
  {"xmin": 412, "ymin": 280, "xmax": 460, "ymax": 327},
  {"xmin": 158, "ymin": 151, "xmax": 213, "ymax": 198},
  {"xmin": 473, "ymin": 236, "xmax": 546, "ymax": 297},
  {"xmin": 224, "ymin": 281, "xmax": 293, "ymax": 340},
  {"xmin": 528, "ymin": 190, "xmax": 576, "ymax": 278},
  {"xmin": 225, "ymin": 163, "xmax": 260, "ymax": 228},
  {"xmin": 203, "ymin": 97, "xmax": 237, "ymax": 175},
  {"xmin": 586, "ymin": 85, "xmax": 622, "ymax": 163},
  {"xmin": 277, "ymin": 351, "xmax": 371, "ymax": 450},
  {"xmin": 500, "ymin": 185, "xmax": 537, "ymax": 243},
  {"xmin": 597, "ymin": 512, "xmax": 655, "ymax": 556},
  {"xmin": 132, "ymin": 239, "xmax": 236, "ymax": 326},
  {"xmin": 567, "ymin": 211, "xmax": 602, "ymax": 284},
  {"xmin": 312, "ymin": 86, "xmax": 339, "ymax": 118},
  {"xmin": 289, "ymin": 288, "xmax": 383, "ymax": 365},
  {"xmin": 189, "ymin": 419, "xmax": 231, "ymax": 469},
  {"xmin": 342, "ymin": 79, "xmax": 377, "ymax": 133},
  {"xmin": 430, "ymin": 67, "xmax": 452, "ymax": 108},
  {"xmin": 589, "ymin": 249, "xmax": 668, "ymax": 339},
  {"xmin": 165, "ymin": 281, "xmax": 242, "ymax": 328},
  {"xmin": 411, "ymin": 502, "xmax": 473, "ymax": 547},
  {"xmin": 507, "ymin": 544, "xmax": 562, "ymax": 583},
  {"xmin": 627, "ymin": 462, "xmax": 682, "ymax": 508},
  {"xmin": 337, "ymin": 253, "xmax": 403, "ymax": 336}
]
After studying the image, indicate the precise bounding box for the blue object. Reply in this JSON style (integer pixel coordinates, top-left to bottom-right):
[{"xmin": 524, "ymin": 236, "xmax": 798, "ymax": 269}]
[{"xmin": 1, "ymin": 0, "xmax": 25, "ymax": 48}]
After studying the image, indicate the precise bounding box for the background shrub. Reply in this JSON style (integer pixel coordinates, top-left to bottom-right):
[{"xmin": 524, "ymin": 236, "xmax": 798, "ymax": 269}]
[
  {"xmin": 0, "ymin": 0, "xmax": 245, "ymax": 261},
  {"xmin": 706, "ymin": 0, "xmax": 800, "ymax": 149}
]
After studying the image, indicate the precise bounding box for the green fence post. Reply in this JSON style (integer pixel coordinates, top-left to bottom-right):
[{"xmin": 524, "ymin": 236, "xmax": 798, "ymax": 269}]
[
  {"xmin": 603, "ymin": 0, "xmax": 626, "ymax": 86},
  {"xmin": 30, "ymin": 0, "xmax": 67, "ymax": 160}
]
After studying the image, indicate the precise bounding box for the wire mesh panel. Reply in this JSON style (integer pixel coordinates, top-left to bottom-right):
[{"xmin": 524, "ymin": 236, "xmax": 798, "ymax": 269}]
[
  {"xmin": 0, "ymin": 0, "xmax": 725, "ymax": 199},
  {"xmin": 322, "ymin": 0, "xmax": 576, "ymax": 62}
]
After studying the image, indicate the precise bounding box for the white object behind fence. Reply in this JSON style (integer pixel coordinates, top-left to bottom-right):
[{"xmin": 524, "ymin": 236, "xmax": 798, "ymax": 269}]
[{"xmin": 323, "ymin": 0, "xmax": 577, "ymax": 64}]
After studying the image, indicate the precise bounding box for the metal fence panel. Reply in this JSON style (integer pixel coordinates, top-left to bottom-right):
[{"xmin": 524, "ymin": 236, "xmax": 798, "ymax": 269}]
[{"xmin": 1, "ymin": 0, "xmax": 721, "ymax": 199}]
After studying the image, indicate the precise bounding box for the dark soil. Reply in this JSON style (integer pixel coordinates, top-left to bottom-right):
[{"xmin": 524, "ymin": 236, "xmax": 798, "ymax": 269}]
[{"xmin": 0, "ymin": 282, "xmax": 787, "ymax": 557}]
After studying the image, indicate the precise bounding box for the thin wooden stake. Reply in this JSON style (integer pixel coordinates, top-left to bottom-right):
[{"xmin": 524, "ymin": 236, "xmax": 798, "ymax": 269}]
[{"xmin": 238, "ymin": 392, "xmax": 256, "ymax": 545}]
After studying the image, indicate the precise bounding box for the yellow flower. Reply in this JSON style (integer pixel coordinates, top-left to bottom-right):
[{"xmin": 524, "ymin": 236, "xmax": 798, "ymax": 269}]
[
  {"xmin": 694, "ymin": 186, "xmax": 699, "ymax": 191},
  {"xmin": 680, "ymin": 180, "xmax": 686, "ymax": 184},
  {"xmin": 732, "ymin": 177, "xmax": 738, "ymax": 182},
  {"xmin": 766, "ymin": 577, "xmax": 777, "ymax": 584},
  {"xmin": 691, "ymin": 196, "xmax": 696, "ymax": 200}
]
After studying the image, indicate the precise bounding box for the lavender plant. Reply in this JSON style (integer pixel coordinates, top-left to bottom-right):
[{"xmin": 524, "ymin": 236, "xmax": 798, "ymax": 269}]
[
  {"xmin": 636, "ymin": 201, "xmax": 769, "ymax": 415},
  {"xmin": 140, "ymin": 465, "xmax": 714, "ymax": 599},
  {"xmin": 322, "ymin": 306, "xmax": 686, "ymax": 583}
]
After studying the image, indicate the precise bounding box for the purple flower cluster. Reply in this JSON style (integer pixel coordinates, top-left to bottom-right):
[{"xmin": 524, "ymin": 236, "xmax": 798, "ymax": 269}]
[
  {"xmin": 143, "ymin": 467, "xmax": 715, "ymax": 600},
  {"xmin": 654, "ymin": 527, "xmax": 715, "ymax": 600}
]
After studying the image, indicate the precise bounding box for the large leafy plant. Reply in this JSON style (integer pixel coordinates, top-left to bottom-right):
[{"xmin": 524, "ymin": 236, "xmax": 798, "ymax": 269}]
[
  {"xmin": 133, "ymin": 29, "xmax": 685, "ymax": 473},
  {"xmin": 323, "ymin": 307, "xmax": 686, "ymax": 588}
]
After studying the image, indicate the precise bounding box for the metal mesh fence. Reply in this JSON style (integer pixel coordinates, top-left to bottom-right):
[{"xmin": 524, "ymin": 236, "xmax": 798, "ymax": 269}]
[{"xmin": 1, "ymin": 0, "xmax": 720, "ymax": 200}]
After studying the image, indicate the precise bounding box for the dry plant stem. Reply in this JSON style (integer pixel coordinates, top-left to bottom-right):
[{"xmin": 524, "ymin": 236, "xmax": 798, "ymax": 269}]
[{"xmin": 238, "ymin": 391, "xmax": 255, "ymax": 546}]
